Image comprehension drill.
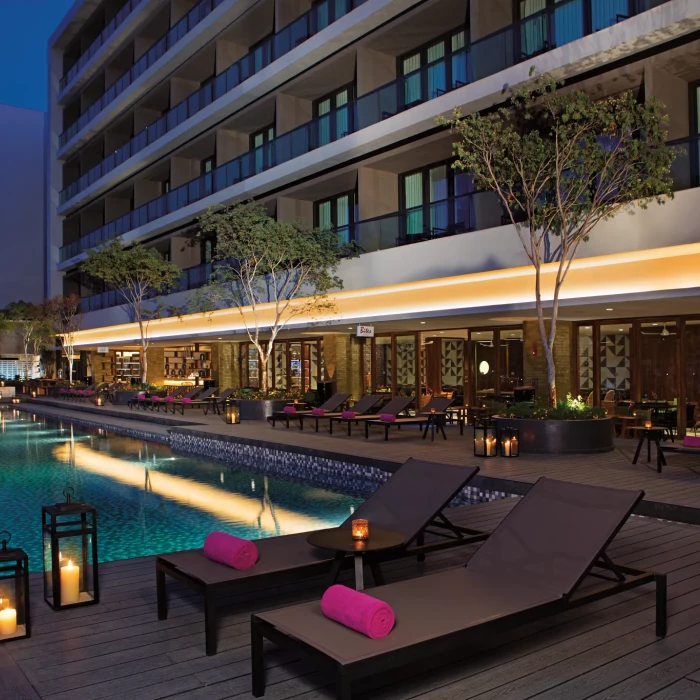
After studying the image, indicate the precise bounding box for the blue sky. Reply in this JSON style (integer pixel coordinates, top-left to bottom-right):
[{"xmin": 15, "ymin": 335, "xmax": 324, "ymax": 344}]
[{"xmin": 0, "ymin": 0, "xmax": 75, "ymax": 111}]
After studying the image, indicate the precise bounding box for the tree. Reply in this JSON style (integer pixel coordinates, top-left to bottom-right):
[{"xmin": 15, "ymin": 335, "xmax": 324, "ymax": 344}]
[
  {"xmin": 3, "ymin": 301, "xmax": 48, "ymax": 378},
  {"xmin": 193, "ymin": 202, "xmax": 355, "ymax": 392},
  {"xmin": 45, "ymin": 295, "xmax": 83, "ymax": 383},
  {"xmin": 81, "ymin": 239, "xmax": 181, "ymax": 384},
  {"xmin": 441, "ymin": 77, "xmax": 676, "ymax": 405}
]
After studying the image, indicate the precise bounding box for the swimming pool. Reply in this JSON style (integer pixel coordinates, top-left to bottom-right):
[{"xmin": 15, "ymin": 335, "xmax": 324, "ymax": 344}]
[{"xmin": 0, "ymin": 411, "xmax": 366, "ymax": 571}]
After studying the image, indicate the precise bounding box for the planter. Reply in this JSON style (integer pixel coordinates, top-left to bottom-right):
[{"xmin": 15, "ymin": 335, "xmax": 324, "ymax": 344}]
[
  {"xmin": 494, "ymin": 416, "xmax": 614, "ymax": 454},
  {"xmin": 113, "ymin": 391, "xmax": 142, "ymax": 406},
  {"xmin": 232, "ymin": 398, "xmax": 289, "ymax": 421}
]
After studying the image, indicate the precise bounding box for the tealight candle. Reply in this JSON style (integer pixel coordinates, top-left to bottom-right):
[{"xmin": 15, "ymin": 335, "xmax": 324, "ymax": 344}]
[
  {"xmin": 61, "ymin": 559, "xmax": 81, "ymax": 605},
  {"xmin": 645, "ymin": 420, "xmax": 652, "ymax": 429},
  {"xmin": 0, "ymin": 599, "xmax": 17, "ymax": 636},
  {"xmin": 351, "ymin": 519, "xmax": 369, "ymax": 541}
]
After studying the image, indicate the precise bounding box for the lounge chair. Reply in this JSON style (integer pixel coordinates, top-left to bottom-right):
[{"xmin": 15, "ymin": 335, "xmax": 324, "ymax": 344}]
[
  {"xmin": 308, "ymin": 394, "xmax": 383, "ymax": 433},
  {"xmin": 171, "ymin": 386, "xmax": 219, "ymax": 414},
  {"xmin": 203, "ymin": 388, "xmax": 237, "ymax": 416},
  {"xmin": 329, "ymin": 396, "xmax": 413, "ymax": 436},
  {"xmin": 162, "ymin": 386, "xmax": 204, "ymax": 414},
  {"xmin": 156, "ymin": 458, "xmax": 486, "ymax": 655},
  {"xmin": 270, "ymin": 393, "xmax": 352, "ymax": 429},
  {"xmin": 365, "ymin": 396, "xmax": 456, "ymax": 441},
  {"xmin": 252, "ymin": 478, "xmax": 666, "ymax": 700}
]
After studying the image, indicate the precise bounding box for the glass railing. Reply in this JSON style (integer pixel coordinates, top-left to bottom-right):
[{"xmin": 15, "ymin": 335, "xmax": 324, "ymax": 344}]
[
  {"xmin": 59, "ymin": 0, "xmax": 672, "ymax": 256},
  {"xmin": 59, "ymin": 0, "xmax": 145, "ymax": 93},
  {"xmin": 59, "ymin": 0, "xmax": 365, "ymax": 152},
  {"xmin": 667, "ymin": 135, "xmax": 700, "ymax": 192}
]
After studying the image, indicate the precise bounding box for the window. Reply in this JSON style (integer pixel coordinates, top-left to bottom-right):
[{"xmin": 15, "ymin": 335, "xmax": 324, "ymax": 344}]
[
  {"xmin": 315, "ymin": 190, "xmax": 357, "ymax": 243},
  {"xmin": 200, "ymin": 157, "xmax": 215, "ymax": 175},
  {"xmin": 518, "ymin": 0, "xmax": 590, "ymax": 56},
  {"xmin": 162, "ymin": 179, "xmax": 170, "ymax": 195},
  {"xmin": 251, "ymin": 34, "xmax": 273, "ymax": 73},
  {"xmin": 250, "ymin": 124, "xmax": 275, "ymax": 174},
  {"xmin": 398, "ymin": 27, "xmax": 468, "ymax": 107},
  {"xmin": 314, "ymin": 84, "xmax": 354, "ymax": 147},
  {"xmin": 400, "ymin": 161, "xmax": 474, "ymax": 241}
]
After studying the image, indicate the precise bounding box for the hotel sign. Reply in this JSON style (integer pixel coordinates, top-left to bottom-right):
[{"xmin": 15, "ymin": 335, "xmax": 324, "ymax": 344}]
[
  {"xmin": 356, "ymin": 325, "xmax": 374, "ymax": 338},
  {"xmin": 97, "ymin": 346, "xmax": 110, "ymax": 353}
]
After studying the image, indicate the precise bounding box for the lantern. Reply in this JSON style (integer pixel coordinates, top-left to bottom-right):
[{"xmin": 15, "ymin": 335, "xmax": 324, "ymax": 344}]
[
  {"xmin": 31, "ymin": 390, "xmax": 37, "ymax": 398},
  {"xmin": 351, "ymin": 519, "xmax": 369, "ymax": 541},
  {"xmin": 224, "ymin": 398, "xmax": 240, "ymax": 424},
  {"xmin": 11, "ymin": 397, "xmax": 20, "ymax": 405},
  {"xmin": 474, "ymin": 420, "xmax": 497, "ymax": 457},
  {"xmin": 42, "ymin": 488, "xmax": 99, "ymax": 611},
  {"xmin": 95, "ymin": 394, "xmax": 105, "ymax": 407},
  {"xmin": 500, "ymin": 427, "xmax": 520, "ymax": 458},
  {"xmin": 0, "ymin": 531, "xmax": 30, "ymax": 642},
  {"xmin": 644, "ymin": 420, "xmax": 652, "ymax": 429}
]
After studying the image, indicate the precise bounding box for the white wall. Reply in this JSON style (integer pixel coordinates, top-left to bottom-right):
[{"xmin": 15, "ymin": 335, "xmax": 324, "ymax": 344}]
[{"xmin": 0, "ymin": 104, "xmax": 46, "ymax": 306}]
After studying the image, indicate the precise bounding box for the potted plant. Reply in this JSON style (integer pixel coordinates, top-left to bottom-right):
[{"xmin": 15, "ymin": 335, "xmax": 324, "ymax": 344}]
[
  {"xmin": 229, "ymin": 388, "xmax": 302, "ymax": 420},
  {"xmin": 491, "ymin": 395, "xmax": 614, "ymax": 454}
]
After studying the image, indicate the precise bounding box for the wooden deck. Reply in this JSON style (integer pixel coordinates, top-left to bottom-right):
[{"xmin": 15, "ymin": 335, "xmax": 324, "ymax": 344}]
[
  {"xmin": 22, "ymin": 400, "xmax": 700, "ymax": 522},
  {"xmin": 6, "ymin": 499, "xmax": 700, "ymax": 700}
]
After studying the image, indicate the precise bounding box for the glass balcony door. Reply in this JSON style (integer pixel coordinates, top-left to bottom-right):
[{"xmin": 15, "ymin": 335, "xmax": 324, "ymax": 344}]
[
  {"xmin": 315, "ymin": 190, "xmax": 357, "ymax": 243},
  {"xmin": 251, "ymin": 125, "xmax": 275, "ymax": 175},
  {"xmin": 315, "ymin": 84, "xmax": 354, "ymax": 147}
]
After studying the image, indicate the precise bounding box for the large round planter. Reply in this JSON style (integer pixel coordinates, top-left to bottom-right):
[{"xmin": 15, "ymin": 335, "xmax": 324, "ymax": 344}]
[
  {"xmin": 494, "ymin": 416, "xmax": 614, "ymax": 454},
  {"xmin": 113, "ymin": 391, "xmax": 142, "ymax": 406},
  {"xmin": 232, "ymin": 398, "xmax": 289, "ymax": 420}
]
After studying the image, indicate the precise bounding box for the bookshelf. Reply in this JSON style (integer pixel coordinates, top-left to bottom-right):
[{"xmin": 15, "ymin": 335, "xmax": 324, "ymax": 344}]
[
  {"xmin": 163, "ymin": 344, "xmax": 211, "ymax": 382},
  {"xmin": 115, "ymin": 351, "xmax": 141, "ymax": 382}
]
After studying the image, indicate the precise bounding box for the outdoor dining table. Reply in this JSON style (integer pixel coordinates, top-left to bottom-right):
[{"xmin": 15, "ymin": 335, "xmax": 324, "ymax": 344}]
[{"xmin": 630, "ymin": 426, "xmax": 667, "ymax": 474}]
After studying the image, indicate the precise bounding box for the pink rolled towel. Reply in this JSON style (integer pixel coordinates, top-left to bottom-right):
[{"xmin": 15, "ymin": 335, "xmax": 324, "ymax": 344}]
[
  {"xmin": 69, "ymin": 388, "xmax": 76, "ymax": 393},
  {"xmin": 312, "ymin": 408, "xmax": 325, "ymax": 416},
  {"xmin": 182, "ymin": 397, "xmax": 192, "ymax": 404},
  {"xmin": 283, "ymin": 405, "xmax": 296, "ymax": 414},
  {"xmin": 152, "ymin": 396, "xmax": 160, "ymax": 401},
  {"xmin": 684, "ymin": 436, "xmax": 700, "ymax": 448},
  {"xmin": 137, "ymin": 392, "xmax": 145, "ymax": 399},
  {"xmin": 380, "ymin": 414, "xmax": 396, "ymax": 422},
  {"xmin": 321, "ymin": 585, "xmax": 395, "ymax": 639},
  {"xmin": 341, "ymin": 410, "xmax": 356, "ymax": 419},
  {"xmin": 165, "ymin": 395, "xmax": 175, "ymax": 402},
  {"xmin": 203, "ymin": 532, "xmax": 259, "ymax": 570}
]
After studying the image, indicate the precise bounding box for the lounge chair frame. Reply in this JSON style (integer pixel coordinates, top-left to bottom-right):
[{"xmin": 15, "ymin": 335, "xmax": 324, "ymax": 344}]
[{"xmin": 252, "ymin": 560, "xmax": 665, "ymax": 700}]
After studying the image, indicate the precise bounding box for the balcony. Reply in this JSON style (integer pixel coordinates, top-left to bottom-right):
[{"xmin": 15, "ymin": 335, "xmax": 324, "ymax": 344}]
[
  {"xmin": 59, "ymin": 0, "xmax": 673, "ymax": 262},
  {"xmin": 58, "ymin": 0, "xmax": 366, "ymax": 153},
  {"xmin": 59, "ymin": 0, "xmax": 146, "ymax": 94}
]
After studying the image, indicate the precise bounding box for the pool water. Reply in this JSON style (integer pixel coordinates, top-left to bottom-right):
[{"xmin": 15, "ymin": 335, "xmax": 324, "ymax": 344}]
[{"xmin": 0, "ymin": 412, "xmax": 365, "ymax": 571}]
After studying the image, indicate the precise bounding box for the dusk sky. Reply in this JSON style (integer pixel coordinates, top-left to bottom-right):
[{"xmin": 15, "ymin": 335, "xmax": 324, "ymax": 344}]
[{"xmin": 0, "ymin": 0, "xmax": 75, "ymax": 111}]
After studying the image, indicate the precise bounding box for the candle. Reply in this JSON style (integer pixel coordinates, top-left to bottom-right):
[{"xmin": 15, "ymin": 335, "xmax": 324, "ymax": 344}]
[
  {"xmin": 486, "ymin": 437, "xmax": 497, "ymax": 456},
  {"xmin": 503, "ymin": 439, "xmax": 511, "ymax": 457},
  {"xmin": 0, "ymin": 599, "xmax": 17, "ymax": 636},
  {"xmin": 351, "ymin": 519, "xmax": 369, "ymax": 541},
  {"xmin": 645, "ymin": 420, "xmax": 652, "ymax": 429},
  {"xmin": 61, "ymin": 560, "xmax": 81, "ymax": 605}
]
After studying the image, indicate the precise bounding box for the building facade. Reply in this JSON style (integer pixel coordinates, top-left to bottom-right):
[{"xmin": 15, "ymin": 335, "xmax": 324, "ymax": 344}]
[{"xmin": 47, "ymin": 0, "xmax": 700, "ymax": 430}]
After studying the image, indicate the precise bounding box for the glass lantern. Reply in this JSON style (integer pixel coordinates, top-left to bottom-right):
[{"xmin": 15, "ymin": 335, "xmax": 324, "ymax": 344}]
[
  {"xmin": 500, "ymin": 427, "xmax": 520, "ymax": 457},
  {"xmin": 42, "ymin": 488, "xmax": 99, "ymax": 611},
  {"xmin": 224, "ymin": 398, "xmax": 240, "ymax": 424},
  {"xmin": 474, "ymin": 420, "xmax": 497, "ymax": 457},
  {"xmin": 0, "ymin": 531, "xmax": 30, "ymax": 642}
]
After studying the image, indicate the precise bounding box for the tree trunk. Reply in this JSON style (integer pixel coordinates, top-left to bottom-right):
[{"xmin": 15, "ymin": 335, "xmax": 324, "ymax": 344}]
[
  {"xmin": 141, "ymin": 345, "xmax": 148, "ymax": 386},
  {"xmin": 534, "ymin": 263, "xmax": 557, "ymax": 407},
  {"xmin": 67, "ymin": 351, "xmax": 73, "ymax": 383},
  {"xmin": 259, "ymin": 355, "xmax": 269, "ymax": 393}
]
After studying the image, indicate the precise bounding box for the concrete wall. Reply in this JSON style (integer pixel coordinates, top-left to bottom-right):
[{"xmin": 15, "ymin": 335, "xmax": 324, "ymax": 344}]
[
  {"xmin": 356, "ymin": 48, "xmax": 396, "ymax": 96},
  {"xmin": 276, "ymin": 93, "xmax": 312, "ymax": 135},
  {"xmin": 277, "ymin": 196, "xmax": 313, "ymax": 224},
  {"xmin": 645, "ymin": 65, "xmax": 690, "ymax": 140},
  {"xmin": 0, "ymin": 104, "xmax": 46, "ymax": 306},
  {"xmin": 357, "ymin": 167, "xmax": 398, "ymax": 219}
]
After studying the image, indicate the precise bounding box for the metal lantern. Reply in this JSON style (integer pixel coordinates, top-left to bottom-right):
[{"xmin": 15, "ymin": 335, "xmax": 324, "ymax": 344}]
[
  {"xmin": 0, "ymin": 531, "xmax": 30, "ymax": 642},
  {"xmin": 500, "ymin": 427, "xmax": 520, "ymax": 457},
  {"xmin": 473, "ymin": 420, "xmax": 497, "ymax": 457},
  {"xmin": 31, "ymin": 390, "xmax": 37, "ymax": 398},
  {"xmin": 224, "ymin": 398, "xmax": 240, "ymax": 424},
  {"xmin": 95, "ymin": 394, "xmax": 105, "ymax": 407},
  {"xmin": 42, "ymin": 488, "xmax": 99, "ymax": 611},
  {"xmin": 11, "ymin": 397, "xmax": 20, "ymax": 405}
]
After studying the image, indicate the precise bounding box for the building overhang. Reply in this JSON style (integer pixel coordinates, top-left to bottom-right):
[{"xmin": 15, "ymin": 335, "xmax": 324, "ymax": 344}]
[{"xmin": 71, "ymin": 242, "xmax": 700, "ymax": 347}]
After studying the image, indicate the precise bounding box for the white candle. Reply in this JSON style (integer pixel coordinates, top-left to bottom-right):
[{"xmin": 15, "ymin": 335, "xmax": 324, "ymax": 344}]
[
  {"xmin": 503, "ymin": 439, "xmax": 511, "ymax": 457},
  {"xmin": 0, "ymin": 600, "xmax": 17, "ymax": 636},
  {"xmin": 61, "ymin": 560, "xmax": 81, "ymax": 605}
]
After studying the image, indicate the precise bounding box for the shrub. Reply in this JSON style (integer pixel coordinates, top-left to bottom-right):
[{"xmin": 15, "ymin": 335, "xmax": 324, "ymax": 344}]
[{"xmin": 496, "ymin": 394, "xmax": 606, "ymax": 421}]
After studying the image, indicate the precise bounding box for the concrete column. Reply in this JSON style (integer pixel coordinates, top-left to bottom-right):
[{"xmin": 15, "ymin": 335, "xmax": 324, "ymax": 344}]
[
  {"xmin": 146, "ymin": 347, "xmax": 165, "ymax": 385},
  {"xmin": 356, "ymin": 48, "xmax": 396, "ymax": 96},
  {"xmin": 276, "ymin": 93, "xmax": 312, "ymax": 135},
  {"xmin": 644, "ymin": 65, "xmax": 689, "ymax": 140},
  {"xmin": 323, "ymin": 335, "xmax": 355, "ymax": 395},
  {"xmin": 470, "ymin": 0, "xmax": 512, "ymax": 41},
  {"xmin": 212, "ymin": 342, "xmax": 241, "ymax": 389},
  {"xmin": 275, "ymin": 0, "xmax": 311, "ymax": 31},
  {"xmin": 276, "ymin": 197, "xmax": 313, "ymax": 225},
  {"xmin": 523, "ymin": 320, "xmax": 573, "ymax": 402}
]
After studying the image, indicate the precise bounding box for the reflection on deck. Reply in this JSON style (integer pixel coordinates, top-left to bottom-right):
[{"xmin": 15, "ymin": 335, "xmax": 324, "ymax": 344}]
[{"xmin": 53, "ymin": 443, "xmax": 332, "ymax": 536}]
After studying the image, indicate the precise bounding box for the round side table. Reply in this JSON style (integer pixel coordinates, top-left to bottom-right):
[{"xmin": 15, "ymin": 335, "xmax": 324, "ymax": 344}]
[{"xmin": 307, "ymin": 526, "xmax": 405, "ymax": 590}]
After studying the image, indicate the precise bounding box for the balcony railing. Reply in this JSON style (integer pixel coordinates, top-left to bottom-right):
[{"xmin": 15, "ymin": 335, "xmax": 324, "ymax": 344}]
[
  {"xmin": 59, "ymin": 0, "xmax": 672, "ymax": 258},
  {"xmin": 59, "ymin": 0, "xmax": 365, "ymax": 152},
  {"xmin": 59, "ymin": 0, "xmax": 145, "ymax": 93}
]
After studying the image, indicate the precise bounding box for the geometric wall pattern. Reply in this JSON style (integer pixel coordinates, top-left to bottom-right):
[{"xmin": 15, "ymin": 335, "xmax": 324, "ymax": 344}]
[
  {"xmin": 396, "ymin": 340, "xmax": 415, "ymax": 386},
  {"xmin": 600, "ymin": 333, "xmax": 630, "ymax": 392},
  {"xmin": 579, "ymin": 333, "xmax": 594, "ymax": 393},
  {"xmin": 441, "ymin": 339, "xmax": 464, "ymax": 388}
]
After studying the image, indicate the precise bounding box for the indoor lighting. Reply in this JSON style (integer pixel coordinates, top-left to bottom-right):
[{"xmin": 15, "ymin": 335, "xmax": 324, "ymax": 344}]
[
  {"xmin": 479, "ymin": 361, "xmax": 490, "ymax": 375},
  {"xmin": 606, "ymin": 308, "xmax": 614, "ymax": 311},
  {"xmin": 420, "ymin": 321, "xmax": 426, "ymax": 324}
]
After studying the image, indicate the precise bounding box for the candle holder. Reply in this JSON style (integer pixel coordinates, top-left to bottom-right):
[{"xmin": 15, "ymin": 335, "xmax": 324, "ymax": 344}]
[
  {"xmin": 473, "ymin": 420, "xmax": 497, "ymax": 457},
  {"xmin": 95, "ymin": 394, "xmax": 105, "ymax": 407},
  {"xmin": 11, "ymin": 397, "xmax": 20, "ymax": 405},
  {"xmin": 499, "ymin": 427, "xmax": 520, "ymax": 458},
  {"xmin": 351, "ymin": 519, "xmax": 369, "ymax": 541},
  {"xmin": 0, "ymin": 531, "xmax": 30, "ymax": 641},
  {"xmin": 644, "ymin": 420, "xmax": 652, "ymax": 429},
  {"xmin": 31, "ymin": 390, "xmax": 37, "ymax": 398},
  {"xmin": 42, "ymin": 488, "xmax": 99, "ymax": 611},
  {"xmin": 224, "ymin": 399, "xmax": 240, "ymax": 424}
]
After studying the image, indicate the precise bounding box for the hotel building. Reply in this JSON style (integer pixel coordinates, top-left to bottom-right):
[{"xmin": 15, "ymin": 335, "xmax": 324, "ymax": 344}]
[{"xmin": 47, "ymin": 0, "xmax": 700, "ymax": 430}]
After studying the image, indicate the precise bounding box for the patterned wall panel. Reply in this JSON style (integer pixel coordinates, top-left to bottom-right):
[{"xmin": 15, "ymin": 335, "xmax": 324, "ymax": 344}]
[
  {"xmin": 600, "ymin": 333, "xmax": 630, "ymax": 392},
  {"xmin": 579, "ymin": 333, "xmax": 593, "ymax": 393},
  {"xmin": 396, "ymin": 340, "xmax": 415, "ymax": 385},
  {"xmin": 442, "ymin": 339, "xmax": 464, "ymax": 387}
]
